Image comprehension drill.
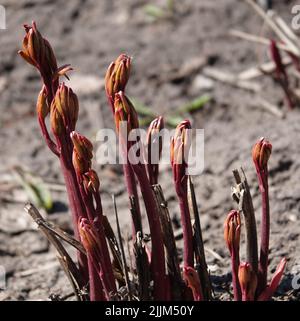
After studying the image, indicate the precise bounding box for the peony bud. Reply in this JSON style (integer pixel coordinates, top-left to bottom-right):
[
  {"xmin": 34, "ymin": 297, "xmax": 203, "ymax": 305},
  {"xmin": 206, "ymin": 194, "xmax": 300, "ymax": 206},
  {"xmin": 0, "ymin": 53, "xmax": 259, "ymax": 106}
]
[
  {"xmin": 224, "ymin": 210, "xmax": 241, "ymax": 256},
  {"xmin": 18, "ymin": 21, "xmax": 57, "ymax": 73},
  {"xmin": 51, "ymin": 83, "xmax": 79, "ymax": 132},
  {"xmin": 78, "ymin": 217, "xmax": 102, "ymax": 259},
  {"xmin": 183, "ymin": 266, "xmax": 202, "ymax": 301},
  {"xmin": 252, "ymin": 137, "xmax": 272, "ymax": 170},
  {"xmin": 50, "ymin": 104, "xmax": 64, "ymax": 136},
  {"xmin": 114, "ymin": 91, "xmax": 139, "ymax": 133},
  {"xmin": 238, "ymin": 262, "xmax": 257, "ymax": 301},
  {"xmin": 71, "ymin": 131, "xmax": 93, "ymax": 175},
  {"xmin": 171, "ymin": 120, "xmax": 192, "ymax": 195},
  {"xmin": 258, "ymin": 258, "xmax": 286, "ymax": 301},
  {"xmin": 146, "ymin": 116, "xmax": 164, "ymax": 185},
  {"xmin": 105, "ymin": 54, "xmax": 131, "ymax": 102},
  {"xmin": 36, "ymin": 86, "xmax": 49, "ymax": 120}
]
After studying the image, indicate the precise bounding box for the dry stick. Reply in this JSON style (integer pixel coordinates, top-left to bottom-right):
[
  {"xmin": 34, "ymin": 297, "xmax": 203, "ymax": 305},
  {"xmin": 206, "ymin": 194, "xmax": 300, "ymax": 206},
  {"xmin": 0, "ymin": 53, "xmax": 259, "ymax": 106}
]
[
  {"xmin": 24, "ymin": 203, "xmax": 87, "ymax": 301},
  {"xmin": 229, "ymin": 29, "xmax": 290, "ymax": 52},
  {"xmin": 252, "ymin": 97, "xmax": 285, "ymax": 119},
  {"xmin": 112, "ymin": 195, "xmax": 133, "ymax": 300},
  {"xmin": 244, "ymin": 0, "xmax": 300, "ymax": 57},
  {"xmin": 152, "ymin": 184, "xmax": 183, "ymax": 300},
  {"xmin": 187, "ymin": 176, "xmax": 212, "ymax": 300},
  {"xmin": 238, "ymin": 56, "xmax": 292, "ymax": 80},
  {"xmin": 202, "ymin": 67, "xmax": 261, "ymax": 92},
  {"xmin": 102, "ymin": 215, "xmax": 123, "ymax": 277},
  {"xmin": 33, "ymin": 218, "xmax": 86, "ymax": 254},
  {"xmin": 134, "ymin": 232, "xmax": 151, "ymax": 300},
  {"xmin": 232, "ymin": 169, "xmax": 258, "ymax": 274},
  {"xmin": 271, "ymin": 11, "xmax": 299, "ymax": 43},
  {"xmin": 129, "ymin": 196, "xmax": 143, "ymax": 238},
  {"xmin": 204, "ymin": 247, "xmax": 225, "ymax": 263}
]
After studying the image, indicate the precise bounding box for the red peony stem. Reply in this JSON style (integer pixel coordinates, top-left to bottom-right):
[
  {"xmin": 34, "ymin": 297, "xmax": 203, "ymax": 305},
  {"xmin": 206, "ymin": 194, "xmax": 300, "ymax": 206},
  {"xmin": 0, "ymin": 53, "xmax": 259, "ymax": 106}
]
[
  {"xmin": 105, "ymin": 55, "xmax": 143, "ymax": 239},
  {"xmin": 252, "ymin": 138, "xmax": 272, "ymax": 295},
  {"xmin": 171, "ymin": 120, "xmax": 194, "ymax": 268}
]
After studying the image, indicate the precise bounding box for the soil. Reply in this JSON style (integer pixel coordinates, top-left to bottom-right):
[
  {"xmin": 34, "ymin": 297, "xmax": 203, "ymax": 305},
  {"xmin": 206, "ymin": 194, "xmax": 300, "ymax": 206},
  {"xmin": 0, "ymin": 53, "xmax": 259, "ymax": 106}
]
[{"xmin": 0, "ymin": 0, "xmax": 299, "ymax": 301}]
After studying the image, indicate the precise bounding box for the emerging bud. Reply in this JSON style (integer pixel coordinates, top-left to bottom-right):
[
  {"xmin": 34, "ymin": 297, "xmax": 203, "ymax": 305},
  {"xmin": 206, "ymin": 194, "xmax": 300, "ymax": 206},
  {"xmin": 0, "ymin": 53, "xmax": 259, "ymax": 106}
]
[
  {"xmin": 238, "ymin": 262, "xmax": 257, "ymax": 301},
  {"xmin": 183, "ymin": 266, "xmax": 202, "ymax": 301},
  {"xmin": 114, "ymin": 91, "xmax": 139, "ymax": 133},
  {"xmin": 50, "ymin": 104, "xmax": 64, "ymax": 136},
  {"xmin": 71, "ymin": 131, "xmax": 93, "ymax": 175},
  {"xmin": 71, "ymin": 132, "xmax": 93, "ymax": 159},
  {"xmin": 258, "ymin": 258, "xmax": 287, "ymax": 301},
  {"xmin": 224, "ymin": 210, "xmax": 241, "ymax": 256},
  {"xmin": 18, "ymin": 21, "xmax": 57, "ymax": 73},
  {"xmin": 252, "ymin": 137, "xmax": 272, "ymax": 170},
  {"xmin": 78, "ymin": 217, "xmax": 102, "ymax": 258},
  {"xmin": 105, "ymin": 54, "xmax": 131, "ymax": 102},
  {"xmin": 51, "ymin": 83, "xmax": 79, "ymax": 132},
  {"xmin": 36, "ymin": 86, "xmax": 49, "ymax": 120},
  {"xmin": 171, "ymin": 120, "xmax": 192, "ymax": 194},
  {"xmin": 83, "ymin": 170, "xmax": 100, "ymax": 193},
  {"xmin": 146, "ymin": 116, "xmax": 164, "ymax": 185}
]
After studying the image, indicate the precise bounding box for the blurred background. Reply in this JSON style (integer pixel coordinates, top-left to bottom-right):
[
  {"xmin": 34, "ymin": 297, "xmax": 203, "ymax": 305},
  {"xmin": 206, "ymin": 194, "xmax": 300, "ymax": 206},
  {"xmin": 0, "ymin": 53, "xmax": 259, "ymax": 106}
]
[{"xmin": 0, "ymin": 0, "xmax": 299, "ymax": 300}]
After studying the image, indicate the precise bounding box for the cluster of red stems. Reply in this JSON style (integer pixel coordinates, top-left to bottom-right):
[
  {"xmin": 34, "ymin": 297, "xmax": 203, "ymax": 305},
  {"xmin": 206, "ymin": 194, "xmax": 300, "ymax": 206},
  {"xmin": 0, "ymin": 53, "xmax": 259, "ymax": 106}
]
[{"xmin": 19, "ymin": 22, "xmax": 286, "ymax": 301}]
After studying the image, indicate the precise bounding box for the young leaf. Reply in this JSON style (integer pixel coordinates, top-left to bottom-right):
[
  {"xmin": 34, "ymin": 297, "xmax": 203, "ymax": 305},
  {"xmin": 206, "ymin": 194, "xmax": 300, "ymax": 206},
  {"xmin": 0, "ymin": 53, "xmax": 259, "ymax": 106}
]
[
  {"xmin": 14, "ymin": 167, "xmax": 53, "ymax": 211},
  {"xmin": 144, "ymin": 4, "xmax": 165, "ymax": 19},
  {"xmin": 177, "ymin": 94, "xmax": 211, "ymax": 114}
]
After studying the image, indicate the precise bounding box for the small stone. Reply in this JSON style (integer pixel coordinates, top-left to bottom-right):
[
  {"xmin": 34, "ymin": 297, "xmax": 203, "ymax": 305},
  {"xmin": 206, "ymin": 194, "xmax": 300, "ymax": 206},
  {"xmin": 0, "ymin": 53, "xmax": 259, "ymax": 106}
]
[{"xmin": 192, "ymin": 74, "xmax": 214, "ymax": 91}]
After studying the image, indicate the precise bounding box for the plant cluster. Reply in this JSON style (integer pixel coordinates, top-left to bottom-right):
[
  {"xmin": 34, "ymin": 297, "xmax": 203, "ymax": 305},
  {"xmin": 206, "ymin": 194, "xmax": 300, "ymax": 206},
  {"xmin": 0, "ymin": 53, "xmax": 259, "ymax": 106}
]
[{"xmin": 20, "ymin": 22, "xmax": 286, "ymax": 301}]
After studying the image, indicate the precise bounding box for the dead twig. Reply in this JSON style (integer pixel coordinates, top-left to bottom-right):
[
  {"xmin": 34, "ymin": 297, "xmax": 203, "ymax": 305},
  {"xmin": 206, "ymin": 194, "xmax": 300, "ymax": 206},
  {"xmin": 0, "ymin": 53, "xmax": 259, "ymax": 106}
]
[
  {"xmin": 244, "ymin": 0, "xmax": 300, "ymax": 57},
  {"xmin": 33, "ymin": 216, "xmax": 86, "ymax": 254},
  {"xmin": 229, "ymin": 29, "xmax": 290, "ymax": 52},
  {"xmin": 252, "ymin": 96, "xmax": 285, "ymax": 119},
  {"xmin": 133, "ymin": 232, "xmax": 151, "ymax": 300},
  {"xmin": 202, "ymin": 67, "xmax": 261, "ymax": 92},
  {"xmin": 102, "ymin": 215, "xmax": 124, "ymax": 283},
  {"xmin": 153, "ymin": 184, "xmax": 183, "ymax": 300},
  {"xmin": 238, "ymin": 56, "xmax": 292, "ymax": 80},
  {"xmin": 231, "ymin": 168, "xmax": 258, "ymax": 274},
  {"xmin": 24, "ymin": 203, "xmax": 88, "ymax": 301},
  {"xmin": 187, "ymin": 176, "xmax": 212, "ymax": 300}
]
